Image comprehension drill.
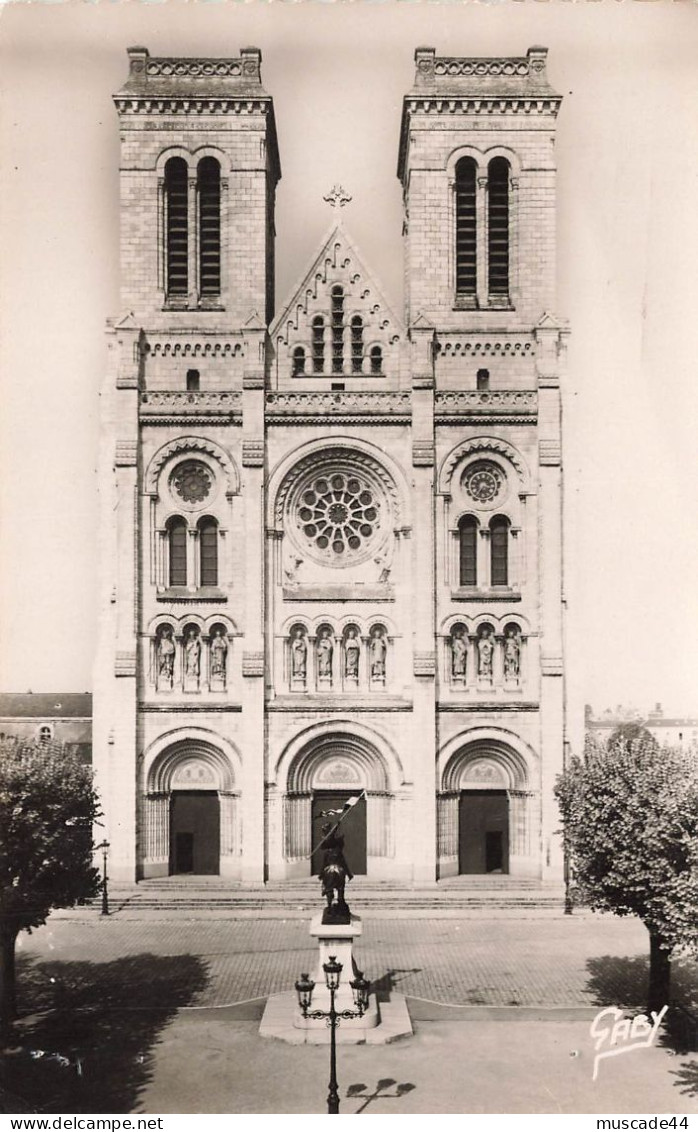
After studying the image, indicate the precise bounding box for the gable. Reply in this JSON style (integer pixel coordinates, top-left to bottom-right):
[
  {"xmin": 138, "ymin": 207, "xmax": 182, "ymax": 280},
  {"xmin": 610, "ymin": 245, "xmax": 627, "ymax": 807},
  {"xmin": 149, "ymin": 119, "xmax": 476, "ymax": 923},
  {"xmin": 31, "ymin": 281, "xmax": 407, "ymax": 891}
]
[{"xmin": 270, "ymin": 224, "xmax": 405, "ymax": 386}]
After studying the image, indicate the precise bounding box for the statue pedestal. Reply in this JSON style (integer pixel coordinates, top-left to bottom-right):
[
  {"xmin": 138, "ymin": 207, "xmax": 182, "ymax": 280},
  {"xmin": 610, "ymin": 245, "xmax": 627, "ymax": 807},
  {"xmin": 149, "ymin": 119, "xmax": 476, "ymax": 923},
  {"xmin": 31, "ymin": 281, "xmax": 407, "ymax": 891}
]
[{"xmin": 294, "ymin": 913, "xmax": 378, "ymax": 1033}]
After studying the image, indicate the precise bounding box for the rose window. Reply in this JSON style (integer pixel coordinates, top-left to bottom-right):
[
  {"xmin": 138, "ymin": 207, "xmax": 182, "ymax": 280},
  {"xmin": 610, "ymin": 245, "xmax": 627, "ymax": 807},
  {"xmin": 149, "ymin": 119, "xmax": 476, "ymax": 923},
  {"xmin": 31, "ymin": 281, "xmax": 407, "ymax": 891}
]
[
  {"xmin": 171, "ymin": 461, "xmax": 213, "ymax": 505},
  {"xmin": 296, "ymin": 473, "xmax": 380, "ymax": 559},
  {"xmin": 464, "ymin": 462, "xmax": 504, "ymax": 505}
]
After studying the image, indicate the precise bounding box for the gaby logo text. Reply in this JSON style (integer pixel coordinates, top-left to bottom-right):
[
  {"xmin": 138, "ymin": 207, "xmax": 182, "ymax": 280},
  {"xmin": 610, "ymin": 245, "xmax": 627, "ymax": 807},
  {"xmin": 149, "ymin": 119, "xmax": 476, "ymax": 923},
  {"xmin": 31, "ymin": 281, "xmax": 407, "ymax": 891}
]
[{"xmin": 590, "ymin": 1005, "xmax": 668, "ymax": 1080}]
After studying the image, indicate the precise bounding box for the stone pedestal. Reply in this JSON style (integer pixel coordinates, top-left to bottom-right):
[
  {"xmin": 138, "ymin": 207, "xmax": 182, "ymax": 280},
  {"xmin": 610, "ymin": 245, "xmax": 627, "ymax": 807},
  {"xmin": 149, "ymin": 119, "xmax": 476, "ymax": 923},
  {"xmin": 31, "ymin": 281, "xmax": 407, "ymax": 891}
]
[{"xmin": 294, "ymin": 913, "xmax": 378, "ymax": 1034}]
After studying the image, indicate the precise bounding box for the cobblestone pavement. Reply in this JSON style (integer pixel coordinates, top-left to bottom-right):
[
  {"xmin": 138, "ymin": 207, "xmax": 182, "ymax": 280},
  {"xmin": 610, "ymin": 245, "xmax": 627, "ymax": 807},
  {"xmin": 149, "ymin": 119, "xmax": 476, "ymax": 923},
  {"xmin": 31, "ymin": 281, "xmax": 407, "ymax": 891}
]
[{"xmin": 17, "ymin": 911, "xmax": 697, "ymax": 1011}]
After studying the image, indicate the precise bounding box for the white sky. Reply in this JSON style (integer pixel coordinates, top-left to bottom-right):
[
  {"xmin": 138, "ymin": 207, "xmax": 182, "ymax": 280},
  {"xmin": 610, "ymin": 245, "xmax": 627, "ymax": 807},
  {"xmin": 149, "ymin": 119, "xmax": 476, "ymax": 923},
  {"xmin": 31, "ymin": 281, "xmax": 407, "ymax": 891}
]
[{"xmin": 1, "ymin": 0, "xmax": 697, "ymax": 721}]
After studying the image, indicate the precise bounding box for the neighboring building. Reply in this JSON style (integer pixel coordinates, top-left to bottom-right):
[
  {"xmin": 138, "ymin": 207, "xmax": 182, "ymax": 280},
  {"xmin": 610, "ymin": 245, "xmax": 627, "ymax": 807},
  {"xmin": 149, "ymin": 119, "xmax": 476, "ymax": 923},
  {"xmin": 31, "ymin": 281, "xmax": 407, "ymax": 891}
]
[
  {"xmin": 0, "ymin": 693, "xmax": 92, "ymax": 764},
  {"xmin": 586, "ymin": 703, "xmax": 698, "ymax": 749},
  {"xmin": 93, "ymin": 45, "xmax": 570, "ymax": 885}
]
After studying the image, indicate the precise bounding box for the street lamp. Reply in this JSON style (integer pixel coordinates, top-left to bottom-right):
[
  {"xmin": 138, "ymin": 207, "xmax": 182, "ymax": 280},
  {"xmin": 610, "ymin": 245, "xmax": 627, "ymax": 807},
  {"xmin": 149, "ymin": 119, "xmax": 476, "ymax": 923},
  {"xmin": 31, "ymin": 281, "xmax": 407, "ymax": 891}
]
[
  {"xmin": 295, "ymin": 956, "xmax": 371, "ymax": 1115},
  {"xmin": 95, "ymin": 839, "xmax": 110, "ymax": 916}
]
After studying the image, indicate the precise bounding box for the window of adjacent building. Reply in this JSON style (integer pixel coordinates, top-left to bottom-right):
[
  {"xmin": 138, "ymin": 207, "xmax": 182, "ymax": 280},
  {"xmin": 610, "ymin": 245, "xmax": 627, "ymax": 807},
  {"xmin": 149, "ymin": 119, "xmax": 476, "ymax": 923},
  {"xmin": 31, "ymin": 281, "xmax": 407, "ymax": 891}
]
[
  {"xmin": 198, "ymin": 517, "xmax": 218, "ymax": 587},
  {"xmin": 351, "ymin": 316, "xmax": 363, "ymax": 374},
  {"xmin": 312, "ymin": 317, "xmax": 325, "ymax": 374},
  {"xmin": 168, "ymin": 517, "xmax": 187, "ymax": 587},
  {"xmin": 186, "ymin": 369, "xmax": 200, "ymax": 391},
  {"xmin": 455, "ymin": 157, "xmax": 477, "ymax": 296},
  {"xmin": 459, "ymin": 516, "xmax": 478, "ymax": 587},
  {"xmin": 198, "ymin": 157, "xmax": 221, "ymax": 298},
  {"xmin": 490, "ymin": 515, "xmax": 509, "ymax": 586},
  {"xmin": 487, "ymin": 157, "xmax": 510, "ymax": 297},
  {"xmin": 164, "ymin": 157, "xmax": 189, "ymax": 298}
]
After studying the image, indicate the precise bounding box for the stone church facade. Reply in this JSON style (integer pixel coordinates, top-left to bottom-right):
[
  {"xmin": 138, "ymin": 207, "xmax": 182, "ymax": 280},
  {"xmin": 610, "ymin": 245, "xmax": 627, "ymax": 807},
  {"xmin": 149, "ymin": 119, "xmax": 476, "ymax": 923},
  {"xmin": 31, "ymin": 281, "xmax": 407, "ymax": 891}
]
[{"xmin": 94, "ymin": 45, "xmax": 569, "ymax": 886}]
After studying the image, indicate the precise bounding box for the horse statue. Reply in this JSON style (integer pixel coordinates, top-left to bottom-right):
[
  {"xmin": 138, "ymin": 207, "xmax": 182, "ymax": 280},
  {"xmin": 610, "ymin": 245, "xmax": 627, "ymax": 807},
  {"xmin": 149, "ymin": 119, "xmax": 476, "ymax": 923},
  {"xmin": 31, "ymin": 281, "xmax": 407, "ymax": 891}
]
[{"xmin": 318, "ymin": 822, "xmax": 353, "ymax": 923}]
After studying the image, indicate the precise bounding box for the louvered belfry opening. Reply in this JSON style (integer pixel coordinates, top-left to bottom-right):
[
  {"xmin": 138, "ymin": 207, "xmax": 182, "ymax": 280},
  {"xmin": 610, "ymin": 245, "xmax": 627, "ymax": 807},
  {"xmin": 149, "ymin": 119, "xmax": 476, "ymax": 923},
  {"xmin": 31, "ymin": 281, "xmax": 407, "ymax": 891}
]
[
  {"xmin": 199, "ymin": 518, "xmax": 218, "ymax": 587},
  {"xmin": 198, "ymin": 157, "xmax": 221, "ymax": 297},
  {"xmin": 459, "ymin": 516, "xmax": 478, "ymax": 587},
  {"xmin": 488, "ymin": 157, "xmax": 510, "ymax": 297},
  {"xmin": 351, "ymin": 316, "xmax": 363, "ymax": 373},
  {"xmin": 312, "ymin": 317, "xmax": 325, "ymax": 373},
  {"xmin": 165, "ymin": 158, "xmax": 189, "ymax": 297},
  {"xmin": 331, "ymin": 286, "xmax": 344, "ymax": 373},
  {"xmin": 168, "ymin": 517, "xmax": 187, "ymax": 587},
  {"xmin": 490, "ymin": 516, "xmax": 509, "ymax": 586},
  {"xmin": 455, "ymin": 157, "xmax": 477, "ymax": 296}
]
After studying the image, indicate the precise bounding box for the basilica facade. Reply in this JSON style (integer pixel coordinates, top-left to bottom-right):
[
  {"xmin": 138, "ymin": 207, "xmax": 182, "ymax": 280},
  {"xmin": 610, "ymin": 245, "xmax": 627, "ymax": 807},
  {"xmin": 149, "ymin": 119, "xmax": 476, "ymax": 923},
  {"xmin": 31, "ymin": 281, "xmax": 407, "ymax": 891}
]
[{"xmin": 93, "ymin": 45, "xmax": 569, "ymax": 886}]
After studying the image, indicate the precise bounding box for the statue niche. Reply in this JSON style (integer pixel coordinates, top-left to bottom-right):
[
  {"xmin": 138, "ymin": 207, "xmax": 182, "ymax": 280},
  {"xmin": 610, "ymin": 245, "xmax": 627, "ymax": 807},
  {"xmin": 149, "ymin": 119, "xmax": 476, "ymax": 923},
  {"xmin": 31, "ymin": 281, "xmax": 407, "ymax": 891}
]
[
  {"xmin": 343, "ymin": 626, "xmax": 361, "ymax": 687},
  {"xmin": 156, "ymin": 624, "xmax": 176, "ymax": 691},
  {"xmin": 450, "ymin": 625, "xmax": 468, "ymax": 685},
  {"xmin": 316, "ymin": 625, "xmax": 334, "ymax": 688},
  {"xmin": 183, "ymin": 624, "xmax": 202, "ymax": 692},
  {"xmin": 369, "ymin": 626, "xmax": 387, "ymax": 686},
  {"xmin": 290, "ymin": 625, "xmax": 308, "ymax": 690},
  {"xmin": 209, "ymin": 625, "xmax": 228, "ymax": 689}
]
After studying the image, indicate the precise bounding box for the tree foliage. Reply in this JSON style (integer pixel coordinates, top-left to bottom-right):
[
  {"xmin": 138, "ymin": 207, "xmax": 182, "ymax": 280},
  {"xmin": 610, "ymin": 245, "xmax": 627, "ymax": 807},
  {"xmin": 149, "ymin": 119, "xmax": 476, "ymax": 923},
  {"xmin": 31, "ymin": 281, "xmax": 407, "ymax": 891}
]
[
  {"xmin": 556, "ymin": 731, "xmax": 698, "ymax": 1010},
  {"xmin": 0, "ymin": 735, "xmax": 101, "ymax": 1035}
]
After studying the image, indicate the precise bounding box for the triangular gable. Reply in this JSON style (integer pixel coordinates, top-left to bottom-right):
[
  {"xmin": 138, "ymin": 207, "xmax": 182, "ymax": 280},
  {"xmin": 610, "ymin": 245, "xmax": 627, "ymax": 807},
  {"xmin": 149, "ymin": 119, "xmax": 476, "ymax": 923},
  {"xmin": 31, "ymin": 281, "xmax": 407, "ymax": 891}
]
[{"xmin": 270, "ymin": 224, "xmax": 405, "ymax": 383}]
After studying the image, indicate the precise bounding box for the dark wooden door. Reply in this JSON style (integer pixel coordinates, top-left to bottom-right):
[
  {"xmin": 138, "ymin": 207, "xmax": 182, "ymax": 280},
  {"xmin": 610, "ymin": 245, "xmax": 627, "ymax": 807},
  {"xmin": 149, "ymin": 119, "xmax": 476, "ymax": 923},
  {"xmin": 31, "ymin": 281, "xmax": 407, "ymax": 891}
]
[
  {"xmin": 459, "ymin": 790, "xmax": 509, "ymax": 875},
  {"xmin": 170, "ymin": 791, "xmax": 220, "ymax": 875},
  {"xmin": 311, "ymin": 791, "xmax": 367, "ymax": 876}
]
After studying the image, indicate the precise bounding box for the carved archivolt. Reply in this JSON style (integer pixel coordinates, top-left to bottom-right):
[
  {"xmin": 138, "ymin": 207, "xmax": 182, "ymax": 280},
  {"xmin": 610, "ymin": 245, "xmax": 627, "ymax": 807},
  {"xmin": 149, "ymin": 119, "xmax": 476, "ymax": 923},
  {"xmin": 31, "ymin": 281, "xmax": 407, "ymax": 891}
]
[
  {"xmin": 273, "ymin": 719, "xmax": 404, "ymax": 792},
  {"xmin": 272, "ymin": 443, "xmax": 402, "ymax": 529},
  {"xmin": 438, "ymin": 727, "xmax": 537, "ymax": 793},
  {"xmin": 143, "ymin": 728, "xmax": 240, "ymax": 793},
  {"xmin": 145, "ymin": 436, "xmax": 239, "ymax": 494},
  {"xmin": 439, "ymin": 436, "xmax": 529, "ymax": 493}
]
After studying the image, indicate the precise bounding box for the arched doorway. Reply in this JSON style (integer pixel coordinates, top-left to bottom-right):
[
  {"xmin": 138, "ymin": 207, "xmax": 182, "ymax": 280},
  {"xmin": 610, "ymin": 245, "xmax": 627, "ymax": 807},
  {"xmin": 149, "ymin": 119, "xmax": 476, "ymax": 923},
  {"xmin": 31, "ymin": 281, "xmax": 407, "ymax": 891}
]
[
  {"xmin": 277, "ymin": 726, "xmax": 398, "ymax": 881},
  {"xmin": 141, "ymin": 732, "xmax": 240, "ymax": 879},
  {"xmin": 438, "ymin": 732, "xmax": 539, "ymax": 879}
]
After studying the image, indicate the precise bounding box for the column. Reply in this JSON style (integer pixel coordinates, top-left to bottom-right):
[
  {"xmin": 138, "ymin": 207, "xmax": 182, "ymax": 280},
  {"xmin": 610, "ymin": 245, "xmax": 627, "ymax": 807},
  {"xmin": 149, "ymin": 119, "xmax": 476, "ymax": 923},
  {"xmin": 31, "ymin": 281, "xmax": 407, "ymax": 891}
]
[{"xmin": 476, "ymin": 175, "xmax": 488, "ymax": 307}]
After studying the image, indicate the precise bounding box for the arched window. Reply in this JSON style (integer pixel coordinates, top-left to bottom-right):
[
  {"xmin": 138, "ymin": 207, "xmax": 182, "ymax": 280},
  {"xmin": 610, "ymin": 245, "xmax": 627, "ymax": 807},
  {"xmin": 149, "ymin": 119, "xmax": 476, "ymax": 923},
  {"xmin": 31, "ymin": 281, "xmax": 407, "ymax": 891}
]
[
  {"xmin": 168, "ymin": 517, "xmax": 187, "ymax": 587},
  {"xmin": 164, "ymin": 157, "xmax": 188, "ymax": 298},
  {"xmin": 331, "ymin": 286, "xmax": 344, "ymax": 373},
  {"xmin": 198, "ymin": 157, "xmax": 221, "ymax": 297},
  {"xmin": 455, "ymin": 157, "xmax": 477, "ymax": 296},
  {"xmin": 186, "ymin": 369, "xmax": 200, "ymax": 391},
  {"xmin": 198, "ymin": 517, "xmax": 218, "ymax": 587},
  {"xmin": 488, "ymin": 157, "xmax": 510, "ymax": 297},
  {"xmin": 351, "ymin": 316, "xmax": 363, "ymax": 374},
  {"xmin": 459, "ymin": 516, "xmax": 478, "ymax": 587},
  {"xmin": 292, "ymin": 346, "xmax": 306, "ymax": 377},
  {"xmin": 312, "ymin": 316, "xmax": 325, "ymax": 374},
  {"xmin": 490, "ymin": 515, "xmax": 510, "ymax": 586},
  {"xmin": 370, "ymin": 346, "xmax": 382, "ymax": 375}
]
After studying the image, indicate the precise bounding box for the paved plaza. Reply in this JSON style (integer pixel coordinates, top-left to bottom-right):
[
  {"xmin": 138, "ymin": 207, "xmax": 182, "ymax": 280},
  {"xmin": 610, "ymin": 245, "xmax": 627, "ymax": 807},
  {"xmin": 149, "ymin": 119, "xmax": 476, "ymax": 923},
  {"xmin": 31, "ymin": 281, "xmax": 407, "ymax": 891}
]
[{"xmin": 3, "ymin": 910, "xmax": 697, "ymax": 1114}]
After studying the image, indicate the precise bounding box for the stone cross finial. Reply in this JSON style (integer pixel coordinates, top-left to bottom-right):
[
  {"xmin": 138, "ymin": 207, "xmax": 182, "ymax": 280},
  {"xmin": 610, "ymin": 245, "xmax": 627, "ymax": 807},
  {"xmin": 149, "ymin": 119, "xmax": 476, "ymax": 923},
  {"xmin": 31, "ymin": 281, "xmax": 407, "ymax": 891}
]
[{"xmin": 323, "ymin": 185, "xmax": 352, "ymax": 210}]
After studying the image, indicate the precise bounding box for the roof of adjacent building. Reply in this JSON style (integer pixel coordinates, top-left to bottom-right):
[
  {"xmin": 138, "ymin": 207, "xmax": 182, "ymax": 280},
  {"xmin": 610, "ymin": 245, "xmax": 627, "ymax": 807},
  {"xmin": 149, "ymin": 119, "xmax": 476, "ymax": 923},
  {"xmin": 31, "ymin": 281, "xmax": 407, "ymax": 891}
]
[{"xmin": 0, "ymin": 693, "xmax": 93, "ymax": 719}]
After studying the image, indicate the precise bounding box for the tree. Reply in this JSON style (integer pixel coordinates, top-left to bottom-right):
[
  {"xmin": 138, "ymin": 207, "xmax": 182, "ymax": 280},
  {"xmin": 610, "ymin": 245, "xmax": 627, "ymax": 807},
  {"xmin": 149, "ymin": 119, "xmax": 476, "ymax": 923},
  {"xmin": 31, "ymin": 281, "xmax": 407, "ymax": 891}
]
[
  {"xmin": 556, "ymin": 731, "xmax": 698, "ymax": 1014},
  {"xmin": 0, "ymin": 736, "xmax": 101, "ymax": 1039}
]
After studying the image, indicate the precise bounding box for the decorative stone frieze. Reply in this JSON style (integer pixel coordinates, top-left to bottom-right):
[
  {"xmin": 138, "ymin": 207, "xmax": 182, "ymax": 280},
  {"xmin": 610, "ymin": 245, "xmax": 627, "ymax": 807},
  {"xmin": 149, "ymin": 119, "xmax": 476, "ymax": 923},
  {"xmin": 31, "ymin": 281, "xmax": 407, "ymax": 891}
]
[
  {"xmin": 242, "ymin": 651, "xmax": 265, "ymax": 678},
  {"xmin": 145, "ymin": 338, "xmax": 244, "ymax": 359},
  {"xmin": 265, "ymin": 392, "xmax": 410, "ymax": 421},
  {"xmin": 412, "ymin": 442, "xmax": 435, "ymax": 467},
  {"xmin": 114, "ymin": 651, "xmax": 137, "ymax": 677},
  {"xmin": 435, "ymin": 338, "xmax": 534, "ymax": 358},
  {"xmin": 115, "ymin": 441, "xmax": 138, "ymax": 467},
  {"xmin": 242, "ymin": 440, "xmax": 265, "ymax": 467},
  {"xmin": 413, "ymin": 652, "xmax": 436, "ymax": 678},
  {"xmin": 539, "ymin": 440, "xmax": 561, "ymax": 466}
]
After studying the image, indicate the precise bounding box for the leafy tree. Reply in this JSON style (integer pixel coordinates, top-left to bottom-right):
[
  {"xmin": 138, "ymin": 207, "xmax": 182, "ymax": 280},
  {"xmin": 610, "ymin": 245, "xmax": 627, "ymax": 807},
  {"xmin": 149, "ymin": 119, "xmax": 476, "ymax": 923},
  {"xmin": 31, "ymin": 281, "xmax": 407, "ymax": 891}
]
[
  {"xmin": 0, "ymin": 736, "xmax": 101, "ymax": 1039},
  {"xmin": 556, "ymin": 731, "xmax": 698, "ymax": 1013}
]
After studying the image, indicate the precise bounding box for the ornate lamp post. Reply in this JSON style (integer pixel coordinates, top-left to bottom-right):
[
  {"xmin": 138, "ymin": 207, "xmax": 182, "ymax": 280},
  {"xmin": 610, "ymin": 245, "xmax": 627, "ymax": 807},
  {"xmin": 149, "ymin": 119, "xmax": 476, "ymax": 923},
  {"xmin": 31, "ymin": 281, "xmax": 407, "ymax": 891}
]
[
  {"xmin": 95, "ymin": 839, "xmax": 110, "ymax": 916},
  {"xmin": 295, "ymin": 956, "xmax": 371, "ymax": 1114}
]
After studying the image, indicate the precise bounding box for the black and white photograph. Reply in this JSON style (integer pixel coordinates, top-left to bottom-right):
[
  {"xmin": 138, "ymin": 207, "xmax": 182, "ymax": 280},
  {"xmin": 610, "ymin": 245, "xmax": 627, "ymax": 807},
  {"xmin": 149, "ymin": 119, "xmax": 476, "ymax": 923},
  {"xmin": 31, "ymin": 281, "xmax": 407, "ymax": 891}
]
[{"xmin": 0, "ymin": 0, "xmax": 697, "ymax": 1120}]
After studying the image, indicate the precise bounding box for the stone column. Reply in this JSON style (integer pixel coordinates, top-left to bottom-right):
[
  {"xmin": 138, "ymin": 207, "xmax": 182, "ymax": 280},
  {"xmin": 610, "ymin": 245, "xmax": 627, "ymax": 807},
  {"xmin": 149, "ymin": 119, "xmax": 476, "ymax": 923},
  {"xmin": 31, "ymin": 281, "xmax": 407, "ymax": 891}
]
[{"xmin": 476, "ymin": 175, "xmax": 488, "ymax": 307}]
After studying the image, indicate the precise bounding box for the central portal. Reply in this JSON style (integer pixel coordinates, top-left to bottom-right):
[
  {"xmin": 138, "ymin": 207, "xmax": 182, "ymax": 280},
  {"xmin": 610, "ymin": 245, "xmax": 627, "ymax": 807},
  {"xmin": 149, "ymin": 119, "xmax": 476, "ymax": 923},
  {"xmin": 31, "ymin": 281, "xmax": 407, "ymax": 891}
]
[
  {"xmin": 311, "ymin": 790, "xmax": 367, "ymax": 876},
  {"xmin": 459, "ymin": 790, "xmax": 509, "ymax": 874},
  {"xmin": 170, "ymin": 790, "xmax": 220, "ymax": 875}
]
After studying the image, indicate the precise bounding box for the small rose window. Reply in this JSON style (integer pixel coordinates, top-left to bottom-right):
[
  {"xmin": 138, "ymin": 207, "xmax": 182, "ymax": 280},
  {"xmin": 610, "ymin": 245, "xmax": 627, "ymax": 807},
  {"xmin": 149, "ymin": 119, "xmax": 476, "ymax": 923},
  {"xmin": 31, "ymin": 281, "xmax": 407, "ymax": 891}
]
[
  {"xmin": 463, "ymin": 461, "xmax": 504, "ymax": 506},
  {"xmin": 297, "ymin": 472, "xmax": 380, "ymax": 558},
  {"xmin": 171, "ymin": 460, "xmax": 213, "ymax": 505}
]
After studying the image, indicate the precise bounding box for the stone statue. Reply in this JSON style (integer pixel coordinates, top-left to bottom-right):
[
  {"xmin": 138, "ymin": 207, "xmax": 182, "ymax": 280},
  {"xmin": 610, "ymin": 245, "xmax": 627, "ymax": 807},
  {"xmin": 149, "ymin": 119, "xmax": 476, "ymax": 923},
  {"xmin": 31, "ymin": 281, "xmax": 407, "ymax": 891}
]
[
  {"xmin": 344, "ymin": 628, "xmax": 360, "ymax": 679},
  {"xmin": 318, "ymin": 822, "xmax": 353, "ymax": 924},
  {"xmin": 185, "ymin": 628, "xmax": 201, "ymax": 678},
  {"xmin": 210, "ymin": 628, "xmax": 228, "ymax": 680},
  {"xmin": 504, "ymin": 628, "xmax": 521, "ymax": 679},
  {"xmin": 317, "ymin": 629, "xmax": 333, "ymax": 679},
  {"xmin": 157, "ymin": 627, "xmax": 175, "ymax": 685},
  {"xmin": 451, "ymin": 629, "xmax": 467, "ymax": 679},
  {"xmin": 370, "ymin": 629, "xmax": 387, "ymax": 679},
  {"xmin": 290, "ymin": 627, "xmax": 307, "ymax": 680},
  {"xmin": 477, "ymin": 627, "xmax": 494, "ymax": 678}
]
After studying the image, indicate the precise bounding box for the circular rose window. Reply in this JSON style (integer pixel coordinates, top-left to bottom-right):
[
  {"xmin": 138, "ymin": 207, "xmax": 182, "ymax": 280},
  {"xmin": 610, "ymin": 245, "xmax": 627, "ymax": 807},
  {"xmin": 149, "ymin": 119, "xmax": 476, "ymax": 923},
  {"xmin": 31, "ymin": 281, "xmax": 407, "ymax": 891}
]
[
  {"xmin": 463, "ymin": 461, "xmax": 505, "ymax": 507},
  {"xmin": 170, "ymin": 460, "xmax": 213, "ymax": 505},
  {"xmin": 298, "ymin": 472, "xmax": 379, "ymax": 557}
]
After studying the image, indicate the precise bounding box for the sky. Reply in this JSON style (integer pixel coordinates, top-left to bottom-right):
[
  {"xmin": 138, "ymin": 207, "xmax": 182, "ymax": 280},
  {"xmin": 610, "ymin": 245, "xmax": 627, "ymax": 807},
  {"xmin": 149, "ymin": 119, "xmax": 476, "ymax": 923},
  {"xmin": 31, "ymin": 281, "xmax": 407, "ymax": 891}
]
[{"xmin": 1, "ymin": 0, "xmax": 697, "ymax": 721}]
